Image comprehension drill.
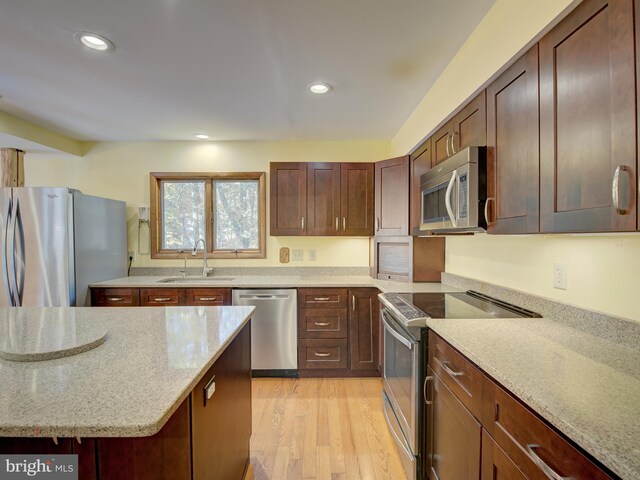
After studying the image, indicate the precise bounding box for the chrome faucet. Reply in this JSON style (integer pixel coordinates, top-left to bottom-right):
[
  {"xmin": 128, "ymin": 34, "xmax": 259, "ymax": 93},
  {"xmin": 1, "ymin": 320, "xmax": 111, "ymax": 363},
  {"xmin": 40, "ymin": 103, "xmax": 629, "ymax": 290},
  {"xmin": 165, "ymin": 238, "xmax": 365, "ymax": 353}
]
[{"xmin": 192, "ymin": 238, "xmax": 213, "ymax": 277}]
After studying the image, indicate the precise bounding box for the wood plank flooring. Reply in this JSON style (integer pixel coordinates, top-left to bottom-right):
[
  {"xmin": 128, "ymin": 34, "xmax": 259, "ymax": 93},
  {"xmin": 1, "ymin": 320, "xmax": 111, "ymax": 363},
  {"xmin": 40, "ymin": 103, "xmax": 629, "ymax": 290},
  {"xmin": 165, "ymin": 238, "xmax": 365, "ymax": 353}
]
[{"xmin": 250, "ymin": 377, "xmax": 407, "ymax": 480}]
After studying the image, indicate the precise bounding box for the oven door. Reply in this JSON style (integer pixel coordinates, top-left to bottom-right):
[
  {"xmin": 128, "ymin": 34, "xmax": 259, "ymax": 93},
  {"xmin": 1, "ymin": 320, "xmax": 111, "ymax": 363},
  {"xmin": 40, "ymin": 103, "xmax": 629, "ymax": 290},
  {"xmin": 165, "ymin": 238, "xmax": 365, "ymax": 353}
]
[
  {"xmin": 381, "ymin": 308, "xmax": 419, "ymax": 454},
  {"xmin": 420, "ymin": 162, "xmax": 474, "ymax": 231}
]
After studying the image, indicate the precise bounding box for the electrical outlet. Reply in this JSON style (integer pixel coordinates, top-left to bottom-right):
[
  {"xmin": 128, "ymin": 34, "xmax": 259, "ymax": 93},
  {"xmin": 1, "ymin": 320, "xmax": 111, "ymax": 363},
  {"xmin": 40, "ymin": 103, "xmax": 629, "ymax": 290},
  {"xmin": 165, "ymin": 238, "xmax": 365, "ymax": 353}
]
[
  {"xmin": 128, "ymin": 250, "xmax": 136, "ymax": 262},
  {"xmin": 308, "ymin": 249, "xmax": 317, "ymax": 261},
  {"xmin": 553, "ymin": 263, "xmax": 567, "ymax": 290},
  {"xmin": 291, "ymin": 249, "xmax": 303, "ymax": 261}
]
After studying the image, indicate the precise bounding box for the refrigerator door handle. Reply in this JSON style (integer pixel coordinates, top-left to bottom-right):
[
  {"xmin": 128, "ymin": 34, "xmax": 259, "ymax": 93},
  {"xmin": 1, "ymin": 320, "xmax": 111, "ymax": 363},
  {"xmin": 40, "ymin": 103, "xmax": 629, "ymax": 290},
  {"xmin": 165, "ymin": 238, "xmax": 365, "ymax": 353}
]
[
  {"xmin": 14, "ymin": 199, "xmax": 25, "ymax": 305},
  {"xmin": 2, "ymin": 198, "xmax": 15, "ymax": 306}
]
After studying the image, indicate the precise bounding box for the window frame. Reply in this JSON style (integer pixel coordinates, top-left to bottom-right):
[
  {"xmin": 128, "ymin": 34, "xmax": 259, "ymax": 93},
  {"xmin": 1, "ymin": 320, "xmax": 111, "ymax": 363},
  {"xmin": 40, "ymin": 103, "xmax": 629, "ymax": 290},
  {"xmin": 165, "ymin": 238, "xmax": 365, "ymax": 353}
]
[{"xmin": 150, "ymin": 172, "xmax": 266, "ymax": 259}]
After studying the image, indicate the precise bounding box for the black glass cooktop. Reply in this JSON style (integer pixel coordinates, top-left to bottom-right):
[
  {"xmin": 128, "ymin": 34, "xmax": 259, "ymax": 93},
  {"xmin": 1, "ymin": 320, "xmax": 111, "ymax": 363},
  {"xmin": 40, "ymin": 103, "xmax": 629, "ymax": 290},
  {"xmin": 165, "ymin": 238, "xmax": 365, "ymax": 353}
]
[{"xmin": 381, "ymin": 290, "xmax": 540, "ymax": 328}]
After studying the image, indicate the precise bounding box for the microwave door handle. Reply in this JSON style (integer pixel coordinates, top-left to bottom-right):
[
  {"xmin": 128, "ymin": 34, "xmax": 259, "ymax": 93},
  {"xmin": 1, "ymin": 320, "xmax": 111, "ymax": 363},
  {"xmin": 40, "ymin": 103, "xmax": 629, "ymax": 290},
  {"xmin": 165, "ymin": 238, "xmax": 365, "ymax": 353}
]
[{"xmin": 444, "ymin": 170, "xmax": 458, "ymax": 228}]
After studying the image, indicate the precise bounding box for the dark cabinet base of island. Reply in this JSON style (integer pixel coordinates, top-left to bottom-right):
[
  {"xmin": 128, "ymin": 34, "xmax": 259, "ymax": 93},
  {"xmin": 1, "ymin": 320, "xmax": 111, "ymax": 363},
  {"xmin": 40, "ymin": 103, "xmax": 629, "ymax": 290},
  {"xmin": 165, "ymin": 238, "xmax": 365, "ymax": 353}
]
[{"xmin": 0, "ymin": 322, "xmax": 252, "ymax": 480}]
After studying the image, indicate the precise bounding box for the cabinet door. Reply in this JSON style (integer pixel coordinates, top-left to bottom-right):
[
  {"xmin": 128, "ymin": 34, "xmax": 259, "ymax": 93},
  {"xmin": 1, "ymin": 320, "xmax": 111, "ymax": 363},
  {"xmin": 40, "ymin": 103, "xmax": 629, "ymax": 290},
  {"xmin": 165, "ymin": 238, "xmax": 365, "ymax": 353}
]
[
  {"xmin": 191, "ymin": 323, "xmax": 252, "ymax": 480},
  {"xmin": 453, "ymin": 90, "xmax": 487, "ymax": 152},
  {"xmin": 307, "ymin": 162, "xmax": 341, "ymax": 235},
  {"xmin": 340, "ymin": 163, "xmax": 374, "ymax": 236},
  {"xmin": 410, "ymin": 139, "xmax": 431, "ymax": 233},
  {"xmin": 270, "ymin": 163, "xmax": 308, "ymax": 235},
  {"xmin": 539, "ymin": 0, "xmax": 637, "ymax": 232},
  {"xmin": 348, "ymin": 288, "xmax": 380, "ymax": 371},
  {"xmin": 374, "ymin": 156, "xmax": 409, "ymax": 236},
  {"xmin": 481, "ymin": 431, "xmax": 527, "ymax": 480},
  {"xmin": 427, "ymin": 368, "xmax": 481, "ymax": 480},
  {"xmin": 486, "ymin": 45, "xmax": 540, "ymax": 234},
  {"xmin": 432, "ymin": 120, "xmax": 454, "ymax": 166}
]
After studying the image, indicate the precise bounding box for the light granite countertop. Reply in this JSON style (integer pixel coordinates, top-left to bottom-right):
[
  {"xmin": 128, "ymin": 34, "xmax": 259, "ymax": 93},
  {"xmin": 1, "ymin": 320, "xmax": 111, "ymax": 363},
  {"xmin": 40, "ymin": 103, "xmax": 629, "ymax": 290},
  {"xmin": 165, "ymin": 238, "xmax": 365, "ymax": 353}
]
[
  {"xmin": 91, "ymin": 274, "xmax": 460, "ymax": 293},
  {"xmin": 0, "ymin": 306, "xmax": 254, "ymax": 438},
  {"xmin": 426, "ymin": 317, "xmax": 640, "ymax": 480}
]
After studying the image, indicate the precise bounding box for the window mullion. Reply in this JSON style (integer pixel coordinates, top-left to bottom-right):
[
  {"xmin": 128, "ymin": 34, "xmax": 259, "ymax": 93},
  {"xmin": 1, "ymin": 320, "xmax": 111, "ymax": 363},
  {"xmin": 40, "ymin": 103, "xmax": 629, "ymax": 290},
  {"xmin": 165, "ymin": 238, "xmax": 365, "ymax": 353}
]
[{"xmin": 205, "ymin": 179, "xmax": 214, "ymax": 254}]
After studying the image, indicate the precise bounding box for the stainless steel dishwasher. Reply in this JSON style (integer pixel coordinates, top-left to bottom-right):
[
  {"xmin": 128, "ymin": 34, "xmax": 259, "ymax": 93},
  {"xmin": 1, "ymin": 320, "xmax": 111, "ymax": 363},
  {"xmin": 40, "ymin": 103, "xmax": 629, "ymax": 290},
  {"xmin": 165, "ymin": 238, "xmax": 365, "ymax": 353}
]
[{"xmin": 232, "ymin": 289, "xmax": 297, "ymax": 376}]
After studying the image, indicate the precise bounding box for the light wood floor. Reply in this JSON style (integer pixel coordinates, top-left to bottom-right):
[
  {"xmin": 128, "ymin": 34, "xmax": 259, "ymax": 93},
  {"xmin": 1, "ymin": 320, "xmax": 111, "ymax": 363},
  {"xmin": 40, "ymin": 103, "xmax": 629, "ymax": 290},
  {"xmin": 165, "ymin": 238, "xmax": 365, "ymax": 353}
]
[{"xmin": 249, "ymin": 377, "xmax": 407, "ymax": 480}]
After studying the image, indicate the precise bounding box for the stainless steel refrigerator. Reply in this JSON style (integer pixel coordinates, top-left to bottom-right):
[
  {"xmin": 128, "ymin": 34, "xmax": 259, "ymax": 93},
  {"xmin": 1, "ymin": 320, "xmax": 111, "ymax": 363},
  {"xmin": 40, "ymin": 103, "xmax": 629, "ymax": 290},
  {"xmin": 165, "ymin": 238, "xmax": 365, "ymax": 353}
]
[{"xmin": 0, "ymin": 187, "xmax": 127, "ymax": 307}]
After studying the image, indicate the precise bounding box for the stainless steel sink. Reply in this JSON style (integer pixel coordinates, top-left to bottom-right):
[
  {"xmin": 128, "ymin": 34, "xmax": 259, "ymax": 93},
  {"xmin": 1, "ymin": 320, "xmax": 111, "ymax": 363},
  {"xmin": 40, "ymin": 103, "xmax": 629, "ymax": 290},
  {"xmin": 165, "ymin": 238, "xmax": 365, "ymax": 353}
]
[{"xmin": 157, "ymin": 277, "xmax": 236, "ymax": 283}]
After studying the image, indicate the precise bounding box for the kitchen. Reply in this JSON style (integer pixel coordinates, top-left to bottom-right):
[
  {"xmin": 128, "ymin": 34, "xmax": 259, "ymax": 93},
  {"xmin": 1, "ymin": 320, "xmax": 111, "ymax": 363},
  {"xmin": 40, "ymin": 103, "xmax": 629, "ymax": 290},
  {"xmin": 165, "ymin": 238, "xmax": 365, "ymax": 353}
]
[{"xmin": 0, "ymin": 0, "xmax": 640, "ymax": 479}]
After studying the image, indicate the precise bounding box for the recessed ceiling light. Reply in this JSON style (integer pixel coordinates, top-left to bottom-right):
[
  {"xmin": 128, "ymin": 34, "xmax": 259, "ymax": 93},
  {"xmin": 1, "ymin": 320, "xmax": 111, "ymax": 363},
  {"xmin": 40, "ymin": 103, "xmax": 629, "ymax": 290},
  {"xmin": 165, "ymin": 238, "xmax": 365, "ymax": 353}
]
[
  {"xmin": 308, "ymin": 83, "xmax": 332, "ymax": 95},
  {"xmin": 194, "ymin": 133, "xmax": 210, "ymax": 140},
  {"xmin": 75, "ymin": 32, "xmax": 114, "ymax": 52}
]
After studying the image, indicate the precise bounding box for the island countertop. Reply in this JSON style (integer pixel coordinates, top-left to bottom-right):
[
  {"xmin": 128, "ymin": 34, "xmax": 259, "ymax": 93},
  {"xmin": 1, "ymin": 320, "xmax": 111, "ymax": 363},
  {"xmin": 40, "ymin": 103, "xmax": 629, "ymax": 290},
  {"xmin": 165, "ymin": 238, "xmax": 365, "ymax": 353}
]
[
  {"xmin": 427, "ymin": 316, "xmax": 640, "ymax": 480},
  {"xmin": 0, "ymin": 306, "xmax": 254, "ymax": 438}
]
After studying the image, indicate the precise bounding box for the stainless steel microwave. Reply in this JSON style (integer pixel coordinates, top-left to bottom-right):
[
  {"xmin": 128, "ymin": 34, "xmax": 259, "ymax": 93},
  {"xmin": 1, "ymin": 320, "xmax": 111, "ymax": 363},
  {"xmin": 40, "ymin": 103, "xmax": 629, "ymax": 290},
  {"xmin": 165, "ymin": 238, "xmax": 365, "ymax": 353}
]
[{"xmin": 419, "ymin": 146, "xmax": 487, "ymax": 233}]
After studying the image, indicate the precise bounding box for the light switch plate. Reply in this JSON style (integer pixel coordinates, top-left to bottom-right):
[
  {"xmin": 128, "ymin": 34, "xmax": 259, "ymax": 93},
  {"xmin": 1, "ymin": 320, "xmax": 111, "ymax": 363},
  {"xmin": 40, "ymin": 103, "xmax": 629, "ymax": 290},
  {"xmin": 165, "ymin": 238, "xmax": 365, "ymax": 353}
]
[
  {"xmin": 308, "ymin": 249, "xmax": 317, "ymax": 261},
  {"xmin": 291, "ymin": 249, "xmax": 303, "ymax": 261},
  {"xmin": 553, "ymin": 263, "xmax": 567, "ymax": 290}
]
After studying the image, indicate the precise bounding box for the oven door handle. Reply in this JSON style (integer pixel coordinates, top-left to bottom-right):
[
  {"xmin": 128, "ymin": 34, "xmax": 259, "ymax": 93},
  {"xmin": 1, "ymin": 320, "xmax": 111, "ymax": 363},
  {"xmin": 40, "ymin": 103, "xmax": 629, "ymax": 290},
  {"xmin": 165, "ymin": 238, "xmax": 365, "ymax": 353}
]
[
  {"xmin": 444, "ymin": 169, "xmax": 458, "ymax": 228},
  {"xmin": 382, "ymin": 311, "xmax": 415, "ymax": 349}
]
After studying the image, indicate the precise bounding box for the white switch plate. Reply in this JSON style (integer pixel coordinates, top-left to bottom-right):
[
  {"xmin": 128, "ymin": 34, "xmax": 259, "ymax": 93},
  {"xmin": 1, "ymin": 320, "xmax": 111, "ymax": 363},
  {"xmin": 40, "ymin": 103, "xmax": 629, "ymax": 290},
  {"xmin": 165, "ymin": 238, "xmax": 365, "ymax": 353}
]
[
  {"xmin": 308, "ymin": 249, "xmax": 317, "ymax": 261},
  {"xmin": 553, "ymin": 263, "xmax": 567, "ymax": 290},
  {"xmin": 291, "ymin": 249, "xmax": 303, "ymax": 261}
]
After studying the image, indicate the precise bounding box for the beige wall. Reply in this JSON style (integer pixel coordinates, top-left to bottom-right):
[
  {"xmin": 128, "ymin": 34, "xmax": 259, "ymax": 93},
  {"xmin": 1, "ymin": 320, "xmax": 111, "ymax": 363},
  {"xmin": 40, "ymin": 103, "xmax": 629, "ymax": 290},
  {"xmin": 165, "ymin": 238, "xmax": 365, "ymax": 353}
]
[
  {"xmin": 25, "ymin": 141, "xmax": 390, "ymax": 268},
  {"xmin": 391, "ymin": 0, "xmax": 640, "ymax": 322}
]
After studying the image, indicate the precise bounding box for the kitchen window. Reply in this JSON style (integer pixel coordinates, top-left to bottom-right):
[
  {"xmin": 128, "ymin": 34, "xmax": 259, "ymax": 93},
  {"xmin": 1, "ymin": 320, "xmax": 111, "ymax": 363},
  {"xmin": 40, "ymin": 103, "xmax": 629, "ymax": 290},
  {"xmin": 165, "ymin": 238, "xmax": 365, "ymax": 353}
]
[{"xmin": 150, "ymin": 172, "xmax": 266, "ymax": 259}]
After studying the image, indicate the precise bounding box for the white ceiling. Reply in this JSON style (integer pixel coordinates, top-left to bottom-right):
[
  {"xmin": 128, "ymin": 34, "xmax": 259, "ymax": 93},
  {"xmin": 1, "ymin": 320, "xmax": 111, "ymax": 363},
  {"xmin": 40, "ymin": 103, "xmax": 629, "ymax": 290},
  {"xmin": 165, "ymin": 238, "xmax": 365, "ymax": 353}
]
[{"xmin": 0, "ymin": 0, "xmax": 495, "ymax": 143}]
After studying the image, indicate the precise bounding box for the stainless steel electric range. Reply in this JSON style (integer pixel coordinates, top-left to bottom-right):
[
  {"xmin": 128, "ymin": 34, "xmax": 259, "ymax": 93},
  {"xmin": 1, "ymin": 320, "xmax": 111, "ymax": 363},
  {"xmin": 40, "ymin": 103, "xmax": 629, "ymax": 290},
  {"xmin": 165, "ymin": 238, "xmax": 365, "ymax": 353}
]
[{"xmin": 379, "ymin": 291, "xmax": 540, "ymax": 480}]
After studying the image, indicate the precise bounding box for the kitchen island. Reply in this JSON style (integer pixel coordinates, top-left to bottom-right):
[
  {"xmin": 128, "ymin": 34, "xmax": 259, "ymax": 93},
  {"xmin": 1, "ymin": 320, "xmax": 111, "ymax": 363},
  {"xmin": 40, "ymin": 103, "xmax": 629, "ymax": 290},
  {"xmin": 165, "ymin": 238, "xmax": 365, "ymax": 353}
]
[{"xmin": 0, "ymin": 306, "xmax": 254, "ymax": 479}]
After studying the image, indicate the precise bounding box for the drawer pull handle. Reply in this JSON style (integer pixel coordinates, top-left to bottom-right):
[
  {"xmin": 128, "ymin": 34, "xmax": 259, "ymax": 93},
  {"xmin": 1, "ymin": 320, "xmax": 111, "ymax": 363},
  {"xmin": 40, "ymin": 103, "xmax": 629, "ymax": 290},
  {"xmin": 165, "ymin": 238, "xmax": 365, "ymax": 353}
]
[
  {"xmin": 314, "ymin": 297, "xmax": 331, "ymax": 301},
  {"xmin": 107, "ymin": 297, "xmax": 124, "ymax": 302},
  {"xmin": 526, "ymin": 444, "xmax": 570, "ymax": 480},
  {"xmin": 423, "ymin": 375, "xmax": 434, "ymax": 405},
  {"xmin": 441, "ymin": 361, "xmax": 464, "ymax": 378},
  {"xmin": 199, "ymin": 297, "xmax": 218, "ymax": 301},
  {"xmin": 153, "ymin": 297, "xmax": 173, "ymax": 302},
  {"xmin": 314, "ymin": 322, "xmax": 331, "ymax": 326},
  {"xmin": 314, "ymin": 352, "xmax": 331, "ymax": 357}
]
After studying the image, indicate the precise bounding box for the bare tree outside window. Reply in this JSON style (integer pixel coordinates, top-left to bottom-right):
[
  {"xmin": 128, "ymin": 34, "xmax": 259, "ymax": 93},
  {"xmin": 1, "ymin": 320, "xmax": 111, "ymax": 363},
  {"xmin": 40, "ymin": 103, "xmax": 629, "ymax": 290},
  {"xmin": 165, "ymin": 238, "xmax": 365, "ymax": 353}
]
[
  {"xmin": 161, "ymin": 181, "xmax": 205, "ymax": 250},
  {"xmin": 150, "ymin": 172, "xmax": 266, "ymax": 259},
  {"xmin": 214, "ymin": 180, "xmax": 259, "ymax": 250}
]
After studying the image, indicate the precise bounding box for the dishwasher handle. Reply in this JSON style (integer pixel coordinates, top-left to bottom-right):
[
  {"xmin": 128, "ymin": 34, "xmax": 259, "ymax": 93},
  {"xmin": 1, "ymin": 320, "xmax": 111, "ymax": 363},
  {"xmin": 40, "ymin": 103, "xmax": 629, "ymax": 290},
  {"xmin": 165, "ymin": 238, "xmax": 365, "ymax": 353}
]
[{"xmin": 238, "ymin": 294, "xmax": 290, "ymax": 300}]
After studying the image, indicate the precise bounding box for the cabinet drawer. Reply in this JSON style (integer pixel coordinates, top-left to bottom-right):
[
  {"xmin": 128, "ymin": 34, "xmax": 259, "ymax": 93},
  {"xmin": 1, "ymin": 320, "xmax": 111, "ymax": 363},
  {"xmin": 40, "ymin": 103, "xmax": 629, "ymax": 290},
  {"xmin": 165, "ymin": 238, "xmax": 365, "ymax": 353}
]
[
  {"xmin": 483, "ymin": 378, "xmax": 612, "ymax": 480},
  {"xmin": 298, "ymin": 339, "xmax": 348, "ymax": 369},
  {"xmin": 481, "ymin": 430, "xmax": 527, "ymax": 480},
  {"xmin": 91, "ymin": 288, "xmax": 140, "ymax": 307},
  {"xmin": 298, "ymin": 308, "xmax": 348, "ymax": 339},
  {"xmin": 298, "ymin": 288, "xmax": 348, "ymax": 308},
  {"xmin": 185, "ymin": 288, "xmax": 231, "ymax": 306},
  {"xmin": 140, "ymin": 288, "xmax": 184, "ymax": 306},
  {"xmin": 429, "ymin": 332, "xmax": 484, "ymax": 419}
]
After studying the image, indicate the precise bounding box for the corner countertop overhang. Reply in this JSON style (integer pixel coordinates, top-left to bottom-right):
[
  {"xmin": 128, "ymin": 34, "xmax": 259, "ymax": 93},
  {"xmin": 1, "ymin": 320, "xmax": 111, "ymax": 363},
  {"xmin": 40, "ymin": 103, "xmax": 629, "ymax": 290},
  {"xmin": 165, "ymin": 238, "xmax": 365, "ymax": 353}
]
[
  {"xmin": 426, "ymin": 317, "xmax": 640, "ymax": 480},
  {"xmin": 0, "ymin": 306, "xmax": 254, "ymax": 438}
]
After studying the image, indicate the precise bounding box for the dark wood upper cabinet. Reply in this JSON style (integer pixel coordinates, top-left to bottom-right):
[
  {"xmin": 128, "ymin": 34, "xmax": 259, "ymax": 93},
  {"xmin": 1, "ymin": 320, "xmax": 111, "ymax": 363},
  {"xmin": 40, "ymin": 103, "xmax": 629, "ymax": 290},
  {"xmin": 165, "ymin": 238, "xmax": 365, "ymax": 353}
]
[
  {"xmin": 486, "ymin": 45, "xmax": 540, "ymax": 234},
  {"xmin": 270, "ymin": 162, "xmax": 373, "ymax": 237},
  {"xmin": 270, "ymin": 162, "xmax": 308, "ymax": 236},
  {"xmin": 453, "ymin": 90, "xmax": 487, "ymax": 152},
  {"xmin": 341, "ymin": 163, "xmax": 374, "ymax": 236},
  {"xmin": 306, "ymin": 163, "xmax": 341, "ymax": 235},
  {"xmin": 374, "ymin": 156, "xmax": 409, "ymax": 236},
  {"xmin": 348, "ymin": 288, "xmax": 379, "ymax": 371},
  {"xmin": 409, "ymin": 138, "xmax": 431, "ymax": 233},
  {"xmin": 432, "ymin": 120, "xmax": 454, "ymax": 166},
  {"xmin": 539, "ymin": 0, "xmax": 637, "ymax": 232}
]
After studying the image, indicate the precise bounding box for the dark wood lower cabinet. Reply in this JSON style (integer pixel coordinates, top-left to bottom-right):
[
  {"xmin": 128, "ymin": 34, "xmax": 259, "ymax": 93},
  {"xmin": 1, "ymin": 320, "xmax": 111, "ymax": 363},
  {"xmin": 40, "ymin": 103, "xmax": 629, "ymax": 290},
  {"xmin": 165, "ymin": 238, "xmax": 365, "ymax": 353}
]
[
  {"xmin": 481, "ymin": 430, "xmax": 527, "ymax": 480},
  {"xmin": 297, "ymin": 287, "xmax": 380, "ymax": 377},
  {"xmin": 427, "ymin": 367, "xmax": 482, "ymax": 480},
  {"xmin": 91, "ymin": 287, "xmax": 231, "ymax": 307},
  {"xmin": 0, "ymin": 323, "xmax": 252, "ymax": 480}
]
